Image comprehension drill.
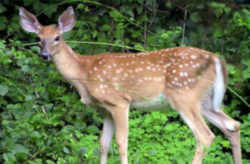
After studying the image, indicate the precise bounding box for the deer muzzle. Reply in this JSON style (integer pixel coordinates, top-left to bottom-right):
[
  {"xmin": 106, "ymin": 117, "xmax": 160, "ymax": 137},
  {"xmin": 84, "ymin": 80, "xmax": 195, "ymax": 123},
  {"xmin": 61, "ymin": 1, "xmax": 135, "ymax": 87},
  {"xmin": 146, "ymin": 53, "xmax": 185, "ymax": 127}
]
[{"xmin": 40, "ymin": 41, "xmax": 51, "ymax": 60}]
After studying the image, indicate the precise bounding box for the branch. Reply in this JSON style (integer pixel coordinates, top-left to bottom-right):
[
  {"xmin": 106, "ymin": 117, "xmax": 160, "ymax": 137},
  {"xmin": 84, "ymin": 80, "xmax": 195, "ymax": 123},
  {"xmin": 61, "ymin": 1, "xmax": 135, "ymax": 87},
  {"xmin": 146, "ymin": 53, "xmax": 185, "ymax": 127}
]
[
  {"xmin": 228, "ymin": 86, "xmax": 250, "ymax": 109},
  {"xmin": 181, "ymin": 8, "xmax": 187, "ymax": 46},
  {"xmin": 66, "ymin": 40, "xmax": 145, "ymax": 52}
]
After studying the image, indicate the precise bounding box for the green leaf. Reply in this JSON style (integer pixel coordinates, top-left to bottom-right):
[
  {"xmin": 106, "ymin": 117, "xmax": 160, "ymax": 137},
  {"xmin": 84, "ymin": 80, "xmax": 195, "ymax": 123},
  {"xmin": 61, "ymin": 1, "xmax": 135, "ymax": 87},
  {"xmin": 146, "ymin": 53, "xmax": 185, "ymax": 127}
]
[
  {"xmin": 63, "ymin": 147, "xmax": 70, "ymax": 154},
  {"xmin": 0, "ymin": 5, "xmax": 7, "ymax": 14},
  {"xmin": 12, "ymin": 144, "xmax": 29, "ymax": 155},
  {"xmin": 190, "ymin": 12, "xmax": 201, "ymax": 23},
  {"xmin": 31, "ymin": 46, "xmax": 40, "ymax": 54},
  {"xmin": 227, "ymin": 64, "xmax": 236, "ymax": 75},
  {"xmin": 77, "ymin": 4, "xmax": 85, "ymax": 10},
  {"xmin": 0, "ymin": 16, "xmax": 7, "ymax": 30},
  {"xmin": 46, "ymin": 160, "xmax": 55, "ymax": 164},
  {"xmin": 242, "ymin": 59, "xmax": 250, "ymax": 79},
  {"xmin": 3, "ymin": 153, "xmax": 16, "ymax": 163},
  {"xmin": 21, "ymin": 65, "xmax": 30, "ymax": 73},
  {"xmin": 109, "ymin": 10, "xmax": 122, "ymax": 20},
  {"xmin": 0, "ymin": 85, "xmax": 8, "ymax": 96},
  {"xmin": 221, "ymin": 140, "xmax": 230, "ymax": 148},
  {"xmin": 23, "ymin": 0, "xmax": 34, "ymax": 6},
  {"xmin": 46, "ymin": 5, "xmax": 58, "ymax": 18}
]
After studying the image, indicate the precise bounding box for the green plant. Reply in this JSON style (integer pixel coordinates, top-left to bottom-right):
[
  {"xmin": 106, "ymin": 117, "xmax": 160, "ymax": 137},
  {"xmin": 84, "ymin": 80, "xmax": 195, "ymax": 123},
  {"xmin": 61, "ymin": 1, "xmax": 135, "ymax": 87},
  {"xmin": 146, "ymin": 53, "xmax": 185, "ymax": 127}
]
[{"xmin": 0, "ymin": 0, "xmax": 250, "ymax": 163}]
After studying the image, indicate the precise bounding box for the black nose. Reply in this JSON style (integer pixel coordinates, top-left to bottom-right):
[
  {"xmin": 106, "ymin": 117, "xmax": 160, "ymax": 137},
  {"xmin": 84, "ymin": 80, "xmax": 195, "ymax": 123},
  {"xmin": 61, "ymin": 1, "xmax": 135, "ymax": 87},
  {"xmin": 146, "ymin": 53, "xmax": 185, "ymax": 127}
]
[{"xmin": 40, "ymin": 53, "xmax": 50, "ymax": 60}]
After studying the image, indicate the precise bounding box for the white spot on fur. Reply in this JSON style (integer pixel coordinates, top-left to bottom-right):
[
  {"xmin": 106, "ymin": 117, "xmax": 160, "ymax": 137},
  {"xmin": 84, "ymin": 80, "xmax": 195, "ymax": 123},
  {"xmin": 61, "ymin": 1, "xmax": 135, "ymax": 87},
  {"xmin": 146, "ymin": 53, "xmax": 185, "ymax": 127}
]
[
  {"xmin": 164, "ymin": 63, "xmax": 171, "ymax": 68},
  {"xmin": 116, "ymin": 68, "xmax": 123, "ymax": 74},
  {"xmin": 191, "ymin": 55, "xmax": 197, "ymax": 59},
  {"xmin": 112, "ymin": 77, "xmax": 118, "ymax": 81},
  {"xmin": 113, "ymin": 82, "xmax": 119, "ymax": 90}
]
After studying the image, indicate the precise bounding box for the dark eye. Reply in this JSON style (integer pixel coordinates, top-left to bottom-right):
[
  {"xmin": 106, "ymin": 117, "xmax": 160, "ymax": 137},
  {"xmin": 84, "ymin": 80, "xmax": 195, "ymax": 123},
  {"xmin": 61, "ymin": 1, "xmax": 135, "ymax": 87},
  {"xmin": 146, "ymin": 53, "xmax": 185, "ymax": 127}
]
[
  {"xmin": 54, "ymin": 36, "xmax": 60, "ymax": 41},
  {"xmin": 36, "ymin": 37, "xmax": 41, "ymax": 42}
]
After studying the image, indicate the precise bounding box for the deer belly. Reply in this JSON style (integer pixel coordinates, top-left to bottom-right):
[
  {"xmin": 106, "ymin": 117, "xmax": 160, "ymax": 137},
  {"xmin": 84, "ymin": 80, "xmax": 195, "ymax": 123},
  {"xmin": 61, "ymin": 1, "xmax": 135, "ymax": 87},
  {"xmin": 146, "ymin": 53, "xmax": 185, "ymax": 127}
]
[{"xmin": 131, "ymin": 93, "xmax": 169, "ymax": 111}]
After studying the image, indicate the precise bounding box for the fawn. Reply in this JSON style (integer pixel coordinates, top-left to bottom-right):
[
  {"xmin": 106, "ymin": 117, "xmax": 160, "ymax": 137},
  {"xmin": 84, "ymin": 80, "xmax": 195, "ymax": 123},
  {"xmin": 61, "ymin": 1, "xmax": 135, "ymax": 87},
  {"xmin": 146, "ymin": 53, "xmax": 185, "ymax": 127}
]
[{"xmin": 19, "ymin": 6, "xmax": 241, "ymax": 164}]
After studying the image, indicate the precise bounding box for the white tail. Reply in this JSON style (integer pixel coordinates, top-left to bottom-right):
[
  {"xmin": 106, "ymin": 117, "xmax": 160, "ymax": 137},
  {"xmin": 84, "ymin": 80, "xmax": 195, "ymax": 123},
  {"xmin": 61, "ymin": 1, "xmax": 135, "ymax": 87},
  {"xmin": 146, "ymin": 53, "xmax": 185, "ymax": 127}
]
[
  {"xmin": 19, "ymin": 7, "xmax": 242, "ymax": 164},
  {"xmin": 213, "ymin": 58, "xmax": 226, "ymax": 112}
]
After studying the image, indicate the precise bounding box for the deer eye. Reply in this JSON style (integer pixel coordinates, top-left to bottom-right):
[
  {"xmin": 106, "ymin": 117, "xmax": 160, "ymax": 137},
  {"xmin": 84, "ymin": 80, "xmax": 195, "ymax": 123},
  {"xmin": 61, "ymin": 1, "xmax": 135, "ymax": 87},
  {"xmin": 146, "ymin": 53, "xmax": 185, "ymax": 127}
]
[
  {"xmin": 54, "ymin": 36, "xmax": 60, "ymax": 41},
  {"xmin": 36, "ymin": 36, "xmax": 41, "ymax": 42}
]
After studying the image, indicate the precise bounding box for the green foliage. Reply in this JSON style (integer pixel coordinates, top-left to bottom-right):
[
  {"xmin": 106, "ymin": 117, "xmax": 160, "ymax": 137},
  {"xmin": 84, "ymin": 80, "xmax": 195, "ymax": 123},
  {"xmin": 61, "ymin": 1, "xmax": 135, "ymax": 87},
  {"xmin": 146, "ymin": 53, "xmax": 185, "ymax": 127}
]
[{"xmin": 0, "ymin": 0, "xmax": 250, "ymax": 164}]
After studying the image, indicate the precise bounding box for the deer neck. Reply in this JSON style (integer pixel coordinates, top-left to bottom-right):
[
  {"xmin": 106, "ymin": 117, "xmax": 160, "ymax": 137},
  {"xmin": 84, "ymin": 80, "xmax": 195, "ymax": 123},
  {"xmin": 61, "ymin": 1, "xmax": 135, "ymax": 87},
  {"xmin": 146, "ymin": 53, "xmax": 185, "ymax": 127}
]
[
  {"xmin": 52, "ymin": 41, "xmax": 92, "ymax": 105},
  {"xmin": 52, "ymin": 40, "xmax": 87, "ymax": 81}
]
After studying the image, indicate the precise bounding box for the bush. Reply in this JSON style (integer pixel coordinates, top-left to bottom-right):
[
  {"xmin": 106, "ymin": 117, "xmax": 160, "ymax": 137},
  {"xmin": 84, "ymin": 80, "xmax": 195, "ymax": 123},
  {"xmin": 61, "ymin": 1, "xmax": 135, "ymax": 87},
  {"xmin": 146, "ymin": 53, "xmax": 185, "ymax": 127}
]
[{"xmin": 0, "ymin": 1, "xmax": 250, "ymax": 163}]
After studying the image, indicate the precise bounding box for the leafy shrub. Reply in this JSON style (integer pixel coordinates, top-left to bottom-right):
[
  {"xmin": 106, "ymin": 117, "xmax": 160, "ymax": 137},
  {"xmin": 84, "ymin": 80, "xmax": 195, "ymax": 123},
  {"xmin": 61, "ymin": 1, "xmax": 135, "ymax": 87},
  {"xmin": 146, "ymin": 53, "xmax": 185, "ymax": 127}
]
[{"xmin": 0, "ymin": 0, "xmax": 250, "ymax": 164}]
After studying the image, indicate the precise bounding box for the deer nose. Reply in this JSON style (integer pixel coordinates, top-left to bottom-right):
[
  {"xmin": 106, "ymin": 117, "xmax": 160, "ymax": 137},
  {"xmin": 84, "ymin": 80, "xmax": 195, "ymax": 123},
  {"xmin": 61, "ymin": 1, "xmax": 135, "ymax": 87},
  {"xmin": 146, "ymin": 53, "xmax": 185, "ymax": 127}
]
[{"xmin": 40, "ymin": 52, "xmax": 50, "ymax": 60}]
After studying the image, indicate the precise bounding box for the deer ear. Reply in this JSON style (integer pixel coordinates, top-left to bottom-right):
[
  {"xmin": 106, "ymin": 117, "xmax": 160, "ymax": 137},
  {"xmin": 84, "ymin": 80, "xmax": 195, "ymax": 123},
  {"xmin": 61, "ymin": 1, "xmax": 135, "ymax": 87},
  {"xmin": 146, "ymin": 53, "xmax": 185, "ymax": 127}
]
[
  {"xmin": 19, "ymin": 7, "xmax": 41, "ymax": 33},
  {"xmin": 58, "ymin": 6, "xmax": 75, "ymax": 33}
]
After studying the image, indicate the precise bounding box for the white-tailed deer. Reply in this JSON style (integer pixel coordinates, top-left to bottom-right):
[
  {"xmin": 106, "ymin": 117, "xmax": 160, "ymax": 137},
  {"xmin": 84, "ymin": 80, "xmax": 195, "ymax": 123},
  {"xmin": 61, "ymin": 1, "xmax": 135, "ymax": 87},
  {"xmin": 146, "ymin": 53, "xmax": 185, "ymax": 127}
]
[{"xmin": 19, "ymin": 7, "xmax": 241, "ymax": 164}]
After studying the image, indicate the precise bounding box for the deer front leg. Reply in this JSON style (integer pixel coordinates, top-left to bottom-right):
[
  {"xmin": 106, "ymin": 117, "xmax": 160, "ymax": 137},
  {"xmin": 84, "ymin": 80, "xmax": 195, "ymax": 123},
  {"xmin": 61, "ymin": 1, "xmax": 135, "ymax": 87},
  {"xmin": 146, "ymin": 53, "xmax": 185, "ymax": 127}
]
[
  {"xmin": 109, "ymin": 104, "xmax": 129, "ymax": 164},
  {"xmin": 100, "ymin": 116, "xmax": 115, "ymax": 164}
]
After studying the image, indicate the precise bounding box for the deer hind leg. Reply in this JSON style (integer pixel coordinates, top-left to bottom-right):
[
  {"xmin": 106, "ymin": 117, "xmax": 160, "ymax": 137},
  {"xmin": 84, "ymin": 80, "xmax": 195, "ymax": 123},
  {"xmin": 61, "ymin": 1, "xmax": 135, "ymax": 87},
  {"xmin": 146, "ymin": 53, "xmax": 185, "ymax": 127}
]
[
  {"xmin": 100, "ymin": 116, "xmax": 115, "ymax": 164},
  {"xmin": 176, "ymin": 103, "xmax": 215, "ymax": 164},
  {"xmin": 202, "ymin": 109, "xmax": 241, "ymax": 164}
]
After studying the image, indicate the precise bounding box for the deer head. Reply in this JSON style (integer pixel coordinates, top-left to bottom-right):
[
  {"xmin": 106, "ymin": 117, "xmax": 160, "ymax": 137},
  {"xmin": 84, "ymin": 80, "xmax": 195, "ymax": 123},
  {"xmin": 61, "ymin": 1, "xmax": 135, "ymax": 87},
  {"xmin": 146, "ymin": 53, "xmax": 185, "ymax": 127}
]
[{"xmin": 19, "ymin": 7, "xmax": 75, "ymax": 60}]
